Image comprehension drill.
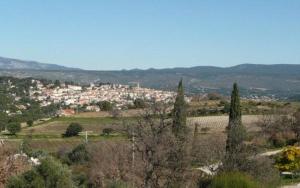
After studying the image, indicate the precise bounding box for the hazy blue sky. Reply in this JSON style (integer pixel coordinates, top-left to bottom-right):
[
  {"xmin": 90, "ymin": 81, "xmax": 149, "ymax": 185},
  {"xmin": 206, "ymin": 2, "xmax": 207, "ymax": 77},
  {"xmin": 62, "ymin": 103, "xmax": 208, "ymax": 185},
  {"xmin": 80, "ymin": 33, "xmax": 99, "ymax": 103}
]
[{"xmin": 0, "ymin": 0, "xmax": 299, "ymax": 70}]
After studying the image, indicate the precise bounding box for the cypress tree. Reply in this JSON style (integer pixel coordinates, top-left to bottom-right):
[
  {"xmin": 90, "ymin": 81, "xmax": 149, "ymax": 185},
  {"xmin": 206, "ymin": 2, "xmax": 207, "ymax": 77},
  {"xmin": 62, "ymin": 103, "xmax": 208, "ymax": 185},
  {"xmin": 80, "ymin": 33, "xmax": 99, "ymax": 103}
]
[
  {"xmin": 172, "ymin": 79, "xmax": 187, "ymax": 137},
  {"xmin": 228, "ymin": 83, "xmax": 242, "ymax": 129},
  {"xmin": 168, "ymin": 79, "xmax": 188, "ymax": 187},
  {"xmin": 224, "ymin": 83, "xmax": 246, "ymax": 170}
]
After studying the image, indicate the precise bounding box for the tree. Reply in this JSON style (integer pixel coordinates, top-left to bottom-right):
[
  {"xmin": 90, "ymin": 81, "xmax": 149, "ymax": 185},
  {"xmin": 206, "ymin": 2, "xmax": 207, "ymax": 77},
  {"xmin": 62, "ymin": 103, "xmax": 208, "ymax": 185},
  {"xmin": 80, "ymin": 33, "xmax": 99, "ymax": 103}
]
[
  {"xmin": 172, "ymin": 79, "xmax": 187, "ymax": 138},
  {"xmin": 134, "ymin": 98, "xmax": 146, "ymax": 109},
  {"xmin": 98, "ymin": 101, "xmax": 113, "ymax": 111},
  {"xmin": 126, "ymin": 103, "xmax": 191, "ymax": 188},
  {"xmin": 26, "ymin": 120, "xmax": 33, "ymax": 127},
  {"xmin": 7, "ymin": 122, "xmax": 21, "ymax": 135},
  {"xmin": 64, "ymin": 123, "xmax": 83, "ymax": 137},
  {"xmin": 0, "ymin": 121, "xmax": 6, "ymax": 132},
  {"xmin": 224, "ymin": 83, "xmax": 246, "ymax": 171},
  {"xmin": 228, "ymin": 83, "xmax": 242, "ymax": 129},
  {"xmin": 0, "ymin": 112, "xmax": 8, "ymax": 131},
  {"xmin": 168, "ymin": 79, "xmax": 190, "ymax": 187},
  {"xmin": 292, "ymin": 109, "xmax": 300, "ymax": 141}
]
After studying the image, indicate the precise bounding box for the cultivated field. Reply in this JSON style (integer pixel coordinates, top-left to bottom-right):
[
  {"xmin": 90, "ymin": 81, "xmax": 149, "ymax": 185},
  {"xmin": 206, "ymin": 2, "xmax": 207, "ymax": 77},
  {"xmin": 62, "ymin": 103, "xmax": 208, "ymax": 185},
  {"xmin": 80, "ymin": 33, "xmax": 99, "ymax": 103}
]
[
  {"xmin": 19, "ymin": 114, "xmax": 261, "ymax": 137},
  {"xmin": 21, "ymin": 117, "xmax": 135, "ymax": 136}
]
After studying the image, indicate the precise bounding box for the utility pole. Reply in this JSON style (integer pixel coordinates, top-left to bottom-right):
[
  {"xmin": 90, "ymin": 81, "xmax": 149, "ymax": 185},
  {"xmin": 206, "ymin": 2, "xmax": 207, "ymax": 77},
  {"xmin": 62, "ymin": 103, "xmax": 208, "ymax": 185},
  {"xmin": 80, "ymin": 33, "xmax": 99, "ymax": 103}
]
[
  {"xmin": 132, "ymin": 130, "xmax": 135, "ymax": 169},
  {"xmin": 85, "ymin": 131, "xmax": 88, "ymax": 143}
]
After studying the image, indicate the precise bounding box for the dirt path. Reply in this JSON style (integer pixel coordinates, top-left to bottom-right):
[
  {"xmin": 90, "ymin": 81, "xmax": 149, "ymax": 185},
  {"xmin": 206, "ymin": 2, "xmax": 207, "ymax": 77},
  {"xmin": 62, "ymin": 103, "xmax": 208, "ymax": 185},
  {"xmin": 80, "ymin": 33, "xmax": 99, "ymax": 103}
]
[{"xmin": 281, "ymin": 183, "xmax": 300, "ymax": 188}]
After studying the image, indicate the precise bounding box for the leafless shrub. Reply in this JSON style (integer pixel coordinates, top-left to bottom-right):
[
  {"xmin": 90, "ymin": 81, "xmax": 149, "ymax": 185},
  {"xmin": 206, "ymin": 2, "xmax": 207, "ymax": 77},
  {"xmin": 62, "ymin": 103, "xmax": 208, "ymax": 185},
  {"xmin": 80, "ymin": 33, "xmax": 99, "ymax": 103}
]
[
  {"xmin": 192, "ymin": 133, "xmax": 226, "ymax": 167},
  {"xmin": 257, "ymin": 113, "xmax": 296, "ymax": 147},
  {"xmin": 0, "ymin": 146, "xmax": 30, "ymax": 188},
  {"xmin": 87, "ymin": 141, "xmax": 134, "ymax": 187}
]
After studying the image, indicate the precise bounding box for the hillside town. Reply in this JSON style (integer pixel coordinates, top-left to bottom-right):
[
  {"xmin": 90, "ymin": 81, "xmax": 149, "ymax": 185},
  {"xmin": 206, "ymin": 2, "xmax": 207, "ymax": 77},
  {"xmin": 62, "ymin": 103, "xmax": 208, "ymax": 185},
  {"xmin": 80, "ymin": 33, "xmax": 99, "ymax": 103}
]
[{"xmin": 28, "ymin": 79, "xmax": 176, "ymax": 114}]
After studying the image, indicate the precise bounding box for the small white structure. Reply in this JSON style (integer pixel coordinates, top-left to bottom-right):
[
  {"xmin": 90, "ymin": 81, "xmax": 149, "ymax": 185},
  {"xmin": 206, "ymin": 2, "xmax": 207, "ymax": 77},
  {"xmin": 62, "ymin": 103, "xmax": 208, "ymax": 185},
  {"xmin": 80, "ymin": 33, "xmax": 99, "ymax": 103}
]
[
  {"xmin": 30, "ymin": 157, "xmax": 41, "ymax": 165},
  {"xmin": 196, "ymin": 162, "xmax": 222, "ymax": 176},
  {"xmin": 13, "ymin": 153, "xmax": 41, "ymax": 166}
]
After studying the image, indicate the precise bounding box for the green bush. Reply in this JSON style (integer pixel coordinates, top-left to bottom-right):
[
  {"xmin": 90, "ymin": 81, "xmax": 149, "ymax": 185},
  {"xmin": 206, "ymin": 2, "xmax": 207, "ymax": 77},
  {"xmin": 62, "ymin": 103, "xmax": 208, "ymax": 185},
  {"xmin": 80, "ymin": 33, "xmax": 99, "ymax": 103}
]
[
  {"xmin": 68, "ymin": 144, "xmax": 90, "ymax": 164},
  {"xmin": 64, "ymin": 123, "xmax": 83, "ymax": 137},
  {"xmin": 7, "ymin": 122, "xmax": 21, "ymax": 135},
  {"xmin": 102, "ymin": 128, "xmax": 114, "ymax": 136},
  {"xmin": 209, "ymin": 172, "xmax": 260, "ymax": 188}
]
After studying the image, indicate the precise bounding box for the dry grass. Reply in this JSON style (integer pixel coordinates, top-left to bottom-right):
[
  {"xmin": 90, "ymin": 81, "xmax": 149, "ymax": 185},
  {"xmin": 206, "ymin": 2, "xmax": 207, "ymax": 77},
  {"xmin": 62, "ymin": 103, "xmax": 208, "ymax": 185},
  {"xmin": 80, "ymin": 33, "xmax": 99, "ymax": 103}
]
[
  {"xmin": 188, "ymin": 115, "xmax": 262, "ymax": 133},
  {"xmin": 73, "ymin": 109, "xmax": 144, "ymax": 118}
]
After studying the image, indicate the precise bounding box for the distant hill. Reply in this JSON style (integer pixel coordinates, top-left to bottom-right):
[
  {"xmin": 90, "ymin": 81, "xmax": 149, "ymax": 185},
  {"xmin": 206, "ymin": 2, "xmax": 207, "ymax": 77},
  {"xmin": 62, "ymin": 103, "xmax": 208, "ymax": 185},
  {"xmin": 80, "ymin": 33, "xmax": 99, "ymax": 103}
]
[
  {"xmin": 0, "ymin": 57, "xmax": 78, "ymax": 70},
  {"xmin": 0, "ymin": 56, "xmax": 299, "ymax": 98}
]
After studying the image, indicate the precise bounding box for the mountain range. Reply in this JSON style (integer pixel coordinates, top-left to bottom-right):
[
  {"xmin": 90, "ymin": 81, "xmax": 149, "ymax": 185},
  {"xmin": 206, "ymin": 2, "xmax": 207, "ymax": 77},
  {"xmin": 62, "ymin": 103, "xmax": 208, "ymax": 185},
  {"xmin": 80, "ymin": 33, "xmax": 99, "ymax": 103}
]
[
  {"xmin": 0, "ymin": 56, "xmax": 299, "ymax": 98},
  {"xmin": 0, "ymin": 56, "xmax": 78, "ymax": 70}
]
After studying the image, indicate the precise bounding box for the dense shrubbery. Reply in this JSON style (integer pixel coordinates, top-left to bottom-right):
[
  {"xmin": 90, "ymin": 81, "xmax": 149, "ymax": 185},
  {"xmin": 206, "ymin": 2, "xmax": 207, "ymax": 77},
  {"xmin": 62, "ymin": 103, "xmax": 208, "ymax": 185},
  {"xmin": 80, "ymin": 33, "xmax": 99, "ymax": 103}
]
[
  {"xmin": 63, "ymin": 123, "xmax": 83, "ymax": 137},
  {"xmin": 6, "ymin": 157, "xmax": 74, "ymax": 188}
]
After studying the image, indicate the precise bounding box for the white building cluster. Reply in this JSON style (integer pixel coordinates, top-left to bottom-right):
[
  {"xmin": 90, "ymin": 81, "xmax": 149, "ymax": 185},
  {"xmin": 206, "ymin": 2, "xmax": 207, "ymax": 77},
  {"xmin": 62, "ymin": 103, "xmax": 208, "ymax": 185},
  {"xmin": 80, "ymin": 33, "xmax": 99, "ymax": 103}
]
[{"xmin": 29, "ymin": 80, "xmax": 176, "ymax": 111}]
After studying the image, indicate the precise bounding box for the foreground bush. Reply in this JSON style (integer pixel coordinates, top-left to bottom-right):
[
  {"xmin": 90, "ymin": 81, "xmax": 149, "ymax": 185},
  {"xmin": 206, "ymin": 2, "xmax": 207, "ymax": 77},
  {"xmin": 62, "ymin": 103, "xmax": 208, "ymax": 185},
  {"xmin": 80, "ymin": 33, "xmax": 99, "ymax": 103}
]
[
  {"xmin": 209, "ymin": 172, "xmax": 260, "ymax": 188},
  {"xmin": 6, "ymin": 157, "xmax": 74, "ymax": 188},
  {"xmin": 64, "ymin": 123, "xmax": 83, "ymax": 137},
  {"xmin": 275, "ymin": 146, "xmax": 300, "ymax": 172}
]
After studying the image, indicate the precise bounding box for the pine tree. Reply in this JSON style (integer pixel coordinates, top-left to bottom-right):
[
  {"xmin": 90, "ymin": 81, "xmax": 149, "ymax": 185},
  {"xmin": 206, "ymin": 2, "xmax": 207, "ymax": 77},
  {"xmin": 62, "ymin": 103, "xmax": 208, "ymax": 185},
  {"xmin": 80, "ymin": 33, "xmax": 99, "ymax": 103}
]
[
  {"xmin": 172, "ymin": 79, "xmax": 187, "ymax": 137},
  {"xmin": 224, "ymin": 83, "xmax": 246, "ymax": 170}
]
